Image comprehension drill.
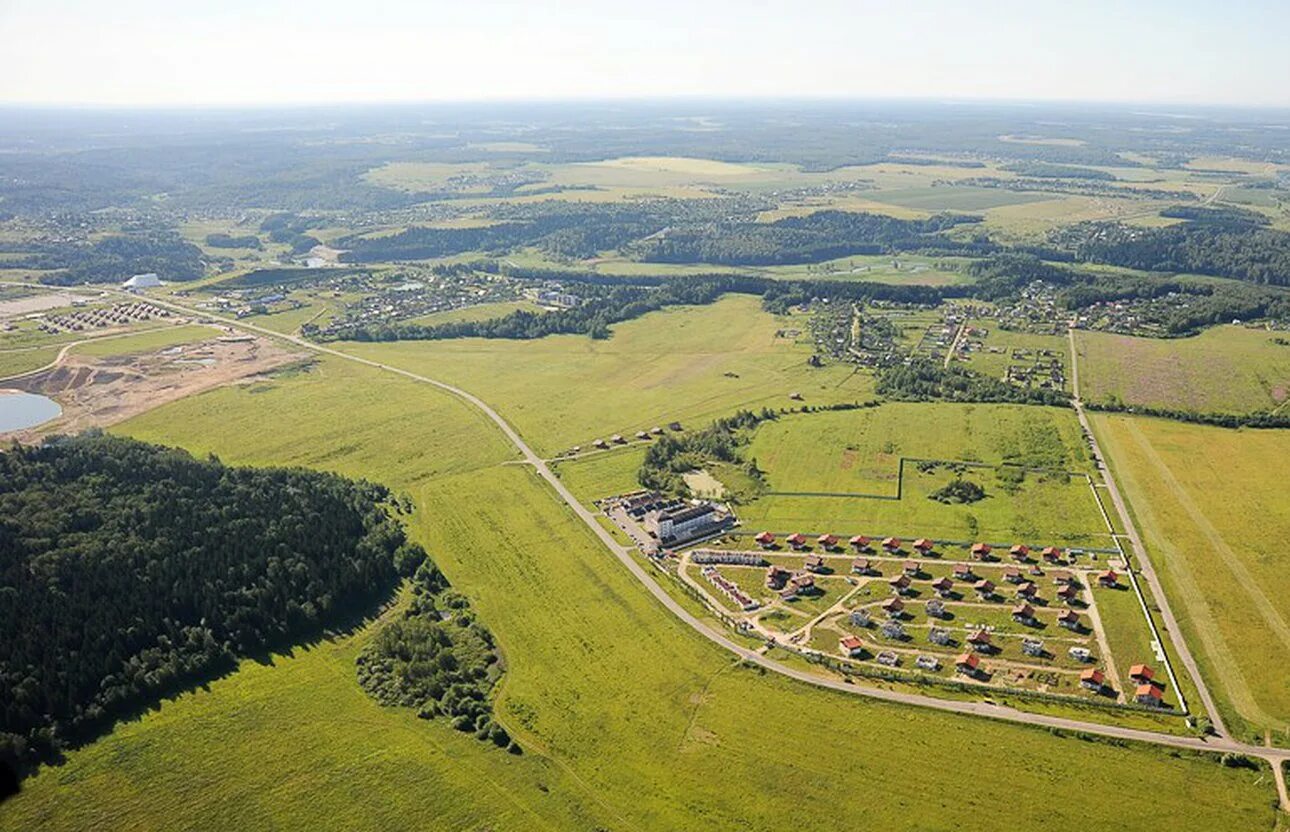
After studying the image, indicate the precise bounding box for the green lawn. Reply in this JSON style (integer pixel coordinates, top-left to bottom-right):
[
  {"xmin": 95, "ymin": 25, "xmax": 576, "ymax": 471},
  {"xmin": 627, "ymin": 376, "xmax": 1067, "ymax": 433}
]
[
  {"xmin": 1075, "ymin": 325, "xmax": 1290, "ymax": 414},
  {"xmin": 70, "ymin": 324, "xmax": 221, "ymax": 358},
  {"xmin": 1092, "ymin": 413, "xmax": 1290, "ymax": 742},
  {"xmin": 2, "ymin": 309, "xmax": 1282, "ymax": 830},
  {"xmin": 550, "ymin": 445, "xmax": 647, "ymax": 504}
]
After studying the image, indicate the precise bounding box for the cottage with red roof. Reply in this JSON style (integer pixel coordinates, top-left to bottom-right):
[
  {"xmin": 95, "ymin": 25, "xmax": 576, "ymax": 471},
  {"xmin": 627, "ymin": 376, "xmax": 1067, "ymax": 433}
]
[
  {"xmin": 850, "ymin": 535, "xmax": 871, "ymax": 550},
  {"xmin": 953, "ymin": 563, "xmax": 974, "ymax": 580},
  {"xmin": 1098, "ymin": 569, "xmax": 1119, "ymax": 588},
  {"xmin": 1016, "ymin": 581, "xmax": 1038, "ymax": 599},
  {"xmin": 902, "ymin": 560, "xmax": 920, "ymax": 576},
  {"xmin": 974, "ymin": 579, "xmax": 996, "ymax": 598},
  {"xmin": 882, "ymin": 537, "xmax": 902, "ymax": 552},
  {"xmin": 1058, "ymin": 609, "xmax": 1081, "ymax": 630},
  {"xmin": 930, "ymin": 577, "xmax": 954, "ymax": 597},
  {"xmin": 786, "ymin": 532, "xmax": 808, "ymax": 550},
  {"xmin": 967, "ymin": 629, "xmax": 992, "ymax": 651},
  {"xmin": 970, "ymin": 543, "xmax": 992, "ymax": 560},
  {"xmin": 1002, "ymin": 566, "xmax": 1023, "ymax": 583},
  {"xmin": 913, "ymin": 538, "xmax": 934, "ymax": 553},
  {"xmin": 1056, "ymin": 584, "xmax": 1079, "ymax": 604},
  {"xmin": 1042, "ymin": 546, "xmax": 1063, "ymax": 562},
  {"xmin": 839, "ymin": 635, "xmax": 864, "ymax": 657},
  {"xmin": 1129, "ymin": 664, "xmax": 1155, "ymax": 684},
  {"xmin": 1052, "ymin": 571, "xmax": 1074, "ymax": 586},
  {"xmin": 955, "ymin": 653, "xmax": 981, "ymax": 675},
  {"xmin": 1080, "ymin": 668, "xmax": 1105, "ymax": 691},
  {"xmin": 765, "ymin": 565, "xmax": 790, "ymax": 589},
  {"xmin": 851, "ymin": 557, "xmax": 875, "ymax": 575},
  {"xmin": 754, "ymin": 530, "xmax": 775, "ymax": 548},
  {"xmin": 1010, "ymin": 544, "xmax": 1030, "ymax": 561},
  {"xmin": 804, "ymin": 554, "xmax": 826, "ymax": 573},
  {"xmin": 889, "ymin": 574, "xmax": 912, "ymax": 595},
  {"xmin": 791, "ymin": 573, "xmax": 815, "ymax": 592},
  {"xmin": 1135, "ymin": 684, "xmax": 1164, "ymax": 707},
  {"xmin": 817, "ymin": 533, "xmax": 839, "ymax": 549}
]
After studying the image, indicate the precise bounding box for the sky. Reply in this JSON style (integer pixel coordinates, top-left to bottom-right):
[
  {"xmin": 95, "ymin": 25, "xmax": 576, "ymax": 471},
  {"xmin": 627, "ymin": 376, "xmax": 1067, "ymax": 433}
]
[{"xmin": 1, "ymin": 0, "xmax": 1288, "ymax": 108}]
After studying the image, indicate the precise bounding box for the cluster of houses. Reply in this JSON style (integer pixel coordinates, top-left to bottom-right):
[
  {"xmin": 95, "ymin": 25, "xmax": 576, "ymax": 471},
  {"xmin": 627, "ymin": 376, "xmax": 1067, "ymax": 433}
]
[
  {"xmin": 699, "ymin": 565, "xmax": 759, "ymax": 612},
  {"xmin": 584, "ymin": 422, "xmax": 682, "ymax": 452},
  {"xmin": 765, "ymin": 565, "xmax": 817, "ymax": 601},
  {"xmin": 37, "ymin": 301, "xmax": 170, "ymax": 334}
]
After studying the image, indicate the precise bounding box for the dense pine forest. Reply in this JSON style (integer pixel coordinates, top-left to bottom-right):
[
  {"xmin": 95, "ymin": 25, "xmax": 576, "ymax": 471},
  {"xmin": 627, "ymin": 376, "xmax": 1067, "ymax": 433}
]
[{"xmin": 0, "ymin": 433, "xmax": 431, "ymax": 777}]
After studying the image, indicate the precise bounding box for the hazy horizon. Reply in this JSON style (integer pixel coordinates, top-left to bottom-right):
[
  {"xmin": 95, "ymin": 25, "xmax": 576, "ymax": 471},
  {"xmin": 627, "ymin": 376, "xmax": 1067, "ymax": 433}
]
[{"xmin": 2, "ymin": 0, "xmax": 1289, "ymax": 108}]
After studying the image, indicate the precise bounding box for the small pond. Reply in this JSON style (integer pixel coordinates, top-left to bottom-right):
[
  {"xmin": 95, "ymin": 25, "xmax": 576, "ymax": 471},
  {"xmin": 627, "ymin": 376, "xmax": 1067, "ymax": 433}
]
[{"xmin": 0, "ymin": 390, "xmax": 62, "ymax": 432}]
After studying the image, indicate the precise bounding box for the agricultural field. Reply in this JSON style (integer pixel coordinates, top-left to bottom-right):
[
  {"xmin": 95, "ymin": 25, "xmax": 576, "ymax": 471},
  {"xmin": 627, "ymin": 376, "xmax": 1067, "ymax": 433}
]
[
  {"xmin": 1091, "ymin": 413, "xmax": 1290, "ymax": 742},
  {"xmin": 2, "ymin": 351, "xmax": 1277, "ymax": 832},
  {"xmin": 343, "ymin": 294, "xmax": 876, "ymax": 457},
  {"xmin": 1074, "ymin": 325, "xmax": 1290, "ymax": 414},
  {"xmin": 737, "ymin": 404, "xmax": 1109, "ymax": 546}
]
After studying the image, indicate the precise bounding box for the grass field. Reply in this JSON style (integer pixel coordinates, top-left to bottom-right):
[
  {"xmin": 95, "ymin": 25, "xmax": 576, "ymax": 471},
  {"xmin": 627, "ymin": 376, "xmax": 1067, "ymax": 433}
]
[
  {"xmin": 864, "ymin": 185, "xmax": 1052, "ymax": 211},
  {"xmin": 1075, "ymin": 325, "xmax": 1290, "ymax": 414},
  {"xmin": 2, "ymin": 347, "xmax": 1279, "ymax": 831},
  {"xmin": 1092, "ymin": 413, "xmax": 1290, "ymax": 742},
  {"xmin": 737, "ymin": 404, "xmax": 1109, "ymax": 545},
  {"xmin": 69, "ymin": 324, "xmax": 220, "ymax": 358},
  {"xmin": 343, "ymin": 294, "xmax": 876, "ymax": 456}
]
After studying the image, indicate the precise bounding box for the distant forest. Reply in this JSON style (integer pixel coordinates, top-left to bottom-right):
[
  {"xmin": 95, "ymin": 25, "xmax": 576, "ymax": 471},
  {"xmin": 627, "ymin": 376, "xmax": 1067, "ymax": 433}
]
[{"xmin": 0, "ymin": 434, "xmax": 437, "ymax": 777}]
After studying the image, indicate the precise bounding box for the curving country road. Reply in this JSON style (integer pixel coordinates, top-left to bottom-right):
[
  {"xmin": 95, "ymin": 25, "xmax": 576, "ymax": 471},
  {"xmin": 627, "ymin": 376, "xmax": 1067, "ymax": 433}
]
[{"xmin": 15, "ymin": 282, "xmax": 1284, "ymax": 806}]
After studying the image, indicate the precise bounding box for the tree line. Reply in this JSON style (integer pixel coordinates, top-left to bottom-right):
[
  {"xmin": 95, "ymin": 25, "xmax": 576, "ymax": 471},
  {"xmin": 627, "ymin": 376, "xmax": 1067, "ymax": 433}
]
[{"xmin": 0, "ymin": 433, "xmax": 437, "ymax": 778}]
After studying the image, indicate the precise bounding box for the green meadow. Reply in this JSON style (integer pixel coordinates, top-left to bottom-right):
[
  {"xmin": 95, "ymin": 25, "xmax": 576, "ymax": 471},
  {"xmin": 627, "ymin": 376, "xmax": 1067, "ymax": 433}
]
[
  {"xmin": 1075, "ymin": 325, "xmax": 1290, "ymax": 414},
  {"xmin": 343, "ymin": 294, "xmax": 875, "ymax": 456},
  {"xmin": 2, "ymin": 338, "xmax": 1278, "ymax": 831},
  {"xmin": 1092, "ymin": 413, "xmax": 1290, "ymax": 743}
]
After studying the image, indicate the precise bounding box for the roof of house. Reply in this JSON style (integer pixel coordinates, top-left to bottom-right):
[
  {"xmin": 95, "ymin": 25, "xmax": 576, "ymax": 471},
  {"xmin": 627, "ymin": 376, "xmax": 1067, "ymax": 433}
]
[
  {"xmin": 1059, "ymin": 609, "xmax": 1080, "ymax": 622},
  {"xmin": 931, "ymin": 577, "xmax": 953, "ymax": 589},
  {"xmin": 971, "ymin": 543, "xmax": 992, "ymax": 554},
  {"xmin": 914, "ymin": 538, "xmax": 933, "ymax": 549},
  {"xmin": 974, "ymin": 579, "xmax": 995, "ymax": 591},
  {"xmin": 1010, "ymin": 544, "xmax": 1030, "ymax": 556},
  {"xmin": 882, "ymin": 537, "xmax": 901, "ymax": 548},
  {"xmin": 968, "ymin": 629, "xmax": 991, "ymax": 643},
  {"xmin": 1099, "ymin": 569, "xmax": 1119, "ymax": 582},
  {"xmin": 1012, "ymin": 602, "xmax": 1035, "ymax": 617},
  {"xmin": 1081, "ymin": 668, "xmax": 1105, "ymax": 684},
  {"xmin": 754, "ymin": 531, "xmax": 775, "ymax": 542},
  {"xmin": 850, "ymin": 535, "xmax": 870, "ymax": 545},
  {"xmin": 889, "ymin": 574, "xmax": 911, "ymax": 587},
  {"xmin": 818, "ymin": 533, "xmax": 838, "ymax": 545},
  {"xmin": 953, "ymin": 563, "xmax": 973, "ymax": 574},
  {"xmin": 956, "ymin": 653, "xmax": 980, "ymax": 669},
  {"xmin": 883, "ymin": 597, "xmax": 905, "ymax": 611},
  {"xmin": 786, "ymin": 532, "xmax": 807, "ymax": 543},
  {"xmin": 1042, "ymin": 546, "xmax": 1062, "ymax": 557},
  {"xmin": 1135, "ymin": 683, "xmax": 1163, "ymax": 700},
  {"xmin": 839, "ymin": 635, "xmax": 863, "ymax": 650},
  {"xmin": 1130, "ymin": 664, "xmax": 1155, "ymax": 680}
]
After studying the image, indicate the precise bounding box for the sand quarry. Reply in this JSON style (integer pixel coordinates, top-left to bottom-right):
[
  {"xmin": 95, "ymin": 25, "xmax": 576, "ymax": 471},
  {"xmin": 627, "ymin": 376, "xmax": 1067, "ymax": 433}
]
[{"xmin": 5, "ymin": 335, "xmax": 307, "ymax": 441}]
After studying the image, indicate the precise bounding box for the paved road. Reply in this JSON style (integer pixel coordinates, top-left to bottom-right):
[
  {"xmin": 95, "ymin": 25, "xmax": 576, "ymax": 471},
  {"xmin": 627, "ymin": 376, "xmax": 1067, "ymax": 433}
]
[
  {"xmin": 1067, "ymin": 328, "xmax": 1230, "ymax": 737},
  {"xmin": 36, "ymin": 284, "xmax": 1285, "ymax": 805}
]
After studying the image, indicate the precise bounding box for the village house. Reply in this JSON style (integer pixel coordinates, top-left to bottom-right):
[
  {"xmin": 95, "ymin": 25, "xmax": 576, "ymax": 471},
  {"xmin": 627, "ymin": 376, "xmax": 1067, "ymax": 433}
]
[
  {"xmin": 1129, "ymin": 664, "xmax": 1156, "ymax": 684},
  {"xmin": 970, "ymin": 543, "xmax": 992, "ymax": 560},
  {"xmin": 882, "ymin": 537, "xmax": 902, "ymax": 552},
  {"xmin": 974, "ymin": 579, "xmax": 996, "ymax": 599},
  {"xmin": 786, "ymin": 532, "xmax": 808, "ymax": 550},
  {"xmin": 929, "ymin": 627, "xmax": 952, "ymax": 646},
  {"xmin": 1002, "ymin": 566, "xmax": 1023, "ymax": 584},
  {"xmin": 1011, "ymin": 602, "xmax": 1037, "ymax": 625},
  {"xmin": 967, "ymin": 629, "xmax": 992, "ymax": 651},
  {"xmin": 1056, "ymin": 584, "xmax": 1079, "ymax": 604},
  {"xmin": 889, "ymin": 574, "xmax": 912, "ymax": 595},
  {"xmin": 1052, "ymin": 571, "xmax": 1075, "ymax": 586},
  {"xmin": 913, "ymin": 538, "xmax": 935, "ymax": 554},
  {"xmin": 791, "ymin": 573, "xmax": 815, "ymax": 593},
  {"xmin": 926, "ymin": 598, "xmax": 947, "ymax": 618},
  {"xmin": 1069, "ymin": 646, "xmax": 1093, "ymax": 662},
  {"xmin": 1042, "ymin": 546, "xmax": 1063, "ymax": 563},
  {"xmin": 804, "ymin": 554, "xmax": 826, "ymax": 573},
  {"xmin": 765, "ymin": 565, "xmax": 790, "ymax": 589},
  {"xmin": 1021, "ymin": 637, "xmax": 1044, "ymax": 657},
  {"xmin": 915, "ymin": 655, "xmax": 940, "ymax": 671},
  {"xmin": 850, "ymin": 608, "xmax": 871, "ymax": 627},
  {"xmin": 1016, "ymin": 581, "xmax": 1038, "ymax": 599},
  {"xmin": 1080, "ymin": 668, "xmax": 1105, "ymax": 691},
  {"xmin": 754, "ymin": 530, "xmax": 776, "ymax": 548},
  {"xmin": 953, "ymin": 563, "xmax": 975, "ymax": 581},
  {"xmin": 839, "ymin": 635, "xmax": 864, "ymax": 658},
  {"xmin": 817, "ymin": 533, "xmax": 839, "ymax": 550},
  {"xmin": 849, "ymin": 535, "xmax": 872, "ymax": 551},
  {"xmin": 955, "ymin": 653, "xmax": 981, "ymax": 676},
  {"xmin": 1058, "ymin": 609, "xmax": 1081, "ymax": 631},
  {"xmin": 851, "ymin": 557, "xmax": 876, "ymax": 575},
  {"xmin": 876, "ymin": 651, "xmax": 900, "ymax": 667},
  {"xmin": 930, "ymin": 577, "xmax": 954, "ymax": 598},
  {"xmin": 1135, "ymin": 684, "xmax": 1164, "ymax": 707},
  {"xmin": 881, "ymin": 620, "xmax": 906, "ymax": 640},
  {"xmin": 882, "ymin": 597, "xmax": 906, "ymax": 619},
  {"xmin": 1010, "ymin": 544, "xmax": 1030, "ymax": 561},
  {"xmin": 1098, "ymin": 569, "xmax": 1120, "ymax": 588},
  {"xmin": 902, "ymin": 560, "xmax": 920, "ymax": 576},
  {"xmin": 779, "ymin": 585, "xmax": 798, "ymax": 602}
]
